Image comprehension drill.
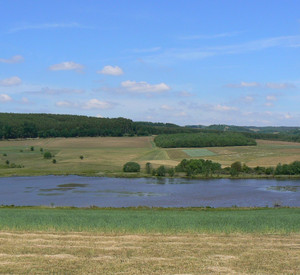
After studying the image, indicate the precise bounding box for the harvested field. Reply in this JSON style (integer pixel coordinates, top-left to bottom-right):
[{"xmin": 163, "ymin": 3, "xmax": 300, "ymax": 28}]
[{"xmin": 0, "ymin": 231, "xmax": 299, "ymax": 274}]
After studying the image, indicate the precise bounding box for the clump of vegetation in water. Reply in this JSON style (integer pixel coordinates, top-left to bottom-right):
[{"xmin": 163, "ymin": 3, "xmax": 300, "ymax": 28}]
[{"xmin": 123, "ymin": 162, "xmax": 140, "ymax": 172}]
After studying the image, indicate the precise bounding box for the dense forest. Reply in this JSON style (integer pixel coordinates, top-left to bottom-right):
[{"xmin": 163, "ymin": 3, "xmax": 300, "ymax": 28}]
[
  {"xmin": 0, "ymin": 113, "xmax": 201, "ymax": 139},
  {"xmin": 154, "ymin": 132, "xmax": 257, "ymax": 148}
]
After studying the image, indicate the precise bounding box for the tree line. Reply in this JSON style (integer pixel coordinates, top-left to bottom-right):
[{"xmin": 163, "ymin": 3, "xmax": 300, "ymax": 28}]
[
  {"xmin": 154, "ymin": 132, "xmax": 257, "ymax": 148},
  {"xmin": 0, "ymin": 113, "xmax": 202, "ymax": 139}
]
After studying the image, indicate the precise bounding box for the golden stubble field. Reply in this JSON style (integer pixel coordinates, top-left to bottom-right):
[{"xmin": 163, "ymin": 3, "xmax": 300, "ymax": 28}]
[
  {"xmin": 1, "ymin": 136, "xmax": 300, "ymax": 176},
  {"xmin": 0, "ymin": 231, "xmax": 299, "ymax": 274}
]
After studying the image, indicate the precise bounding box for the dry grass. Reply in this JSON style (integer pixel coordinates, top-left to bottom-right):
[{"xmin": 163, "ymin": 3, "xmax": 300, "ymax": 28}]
[{"xmin": 0, "ymin": 231, "xmax": 299, "ymax": 274}]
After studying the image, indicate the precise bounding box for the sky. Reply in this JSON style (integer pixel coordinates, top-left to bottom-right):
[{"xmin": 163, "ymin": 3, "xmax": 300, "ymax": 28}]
[{"xmin": 0, "ymin": 0, "xmax": 300, "ymax": 126}]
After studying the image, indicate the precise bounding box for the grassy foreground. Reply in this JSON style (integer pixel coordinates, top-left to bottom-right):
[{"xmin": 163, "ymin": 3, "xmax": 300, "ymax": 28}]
[
  {"xmin": 0, "ymin": 231, "xmax": 299, "ymax": 274},
  {"xmin": 0, "ymin": 208, "xmax": 299, "ymax": 274},
  {"xmin": 0, "ymin": 207, "xmax": 299, "ymax": 233}
]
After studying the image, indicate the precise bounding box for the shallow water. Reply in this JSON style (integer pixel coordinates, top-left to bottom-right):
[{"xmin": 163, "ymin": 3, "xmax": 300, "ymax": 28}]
[{"xmin": 0, "ymin": 176, "xmax": 299, "ymax": 207}]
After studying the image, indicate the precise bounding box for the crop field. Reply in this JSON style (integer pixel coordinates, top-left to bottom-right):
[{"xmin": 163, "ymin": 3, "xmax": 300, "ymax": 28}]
[
  {"xmin": 0, "ymin": 207, "xmax": 299, "ymax": 274},
  {"xmin": 1, "ymin": 137, "xmax": 300, "ymax": 176},
  {"xmin": 0, "ymin": 207, "xmax": 299, "ymax": 233},
  {"xmin": 183, "ymin": 148, "xmax": 216, "ymax": 157}
]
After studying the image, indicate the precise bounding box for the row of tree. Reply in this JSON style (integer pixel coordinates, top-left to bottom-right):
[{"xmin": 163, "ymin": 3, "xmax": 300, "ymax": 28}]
[
  {"xmin": 175, "ymin": 159, "xmax": 300, "ymax": 177},
  {"xmin": 154, "ymin": 132, "xmax": 257, "ymax": 148}
]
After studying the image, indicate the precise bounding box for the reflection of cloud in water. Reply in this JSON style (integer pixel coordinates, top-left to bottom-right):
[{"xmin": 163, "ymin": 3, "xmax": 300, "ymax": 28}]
[
  {"xmin": 38, "ymin": 193, "xmax": 65, "ymax": 196},
  {"xmin": 95, "ymin": 190, "xmax": 165, "ymax": 197}
]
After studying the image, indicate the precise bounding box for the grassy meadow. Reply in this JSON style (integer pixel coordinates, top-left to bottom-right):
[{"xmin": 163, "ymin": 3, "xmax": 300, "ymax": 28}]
[
  {"xmin": 0, "ymin": 207, "xmax": 299, "ymax": 274},
  {"xmin": 1, "ymin": 136, "xmax": 300, "ymax": 177}
]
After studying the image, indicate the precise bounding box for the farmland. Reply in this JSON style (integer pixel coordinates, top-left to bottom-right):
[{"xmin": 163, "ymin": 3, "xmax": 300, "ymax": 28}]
[
  {"xmin": 1, "ymin": 136, "xmax": 300, "ymax": 176},
  {"xmin": 0, "ymin": 207, "xmax": 299, "ymax": 274}
]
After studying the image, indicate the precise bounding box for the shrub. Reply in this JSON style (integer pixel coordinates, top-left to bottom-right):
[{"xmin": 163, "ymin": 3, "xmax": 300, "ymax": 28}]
[
  {"xmin": 167, "ymin": 167, "xmax": 175, "ymax": 177},
  {"xmin": 52, "ymin": 159, "xmax": 57, "ymax": 164},
  {"xmin": 123, "ymin": 162, "xmax": 140, "ymax": 172},
  {"xmin": 156, "ymin": 165, "xmax": 166, "ymax": 177},
  {"xmin": 43, "ymin": 152, "xmax": 52, "ymax": 159},
  {"xmin": 80, "ymin": 155, "xmax": 84, "ymax": 160},
  {"xmin": 30, "ymin": 146, "xmax": 34, "ymax": 151},
  {"xmin": 145, "ymin": 162, "xmax": 152, "ymax": 174}
]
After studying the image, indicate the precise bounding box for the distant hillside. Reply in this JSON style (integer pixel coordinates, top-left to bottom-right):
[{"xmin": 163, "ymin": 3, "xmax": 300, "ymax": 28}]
[
  {"xmin": 186, "ymin": 124, "xmax": 300, "ymax": 134},
  {"xmin": 0, "ymin": 113, "xmax": 200, "ymax": 139},
  {"xmin": 185, "ymin": 124, "xmax": 300, "ymax": 143}
]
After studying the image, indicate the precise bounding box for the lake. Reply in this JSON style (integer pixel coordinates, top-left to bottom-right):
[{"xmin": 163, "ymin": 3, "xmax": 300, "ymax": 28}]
[{"xmin": 0, "ymin": 176, "xmax": 299, "ymax": 207}]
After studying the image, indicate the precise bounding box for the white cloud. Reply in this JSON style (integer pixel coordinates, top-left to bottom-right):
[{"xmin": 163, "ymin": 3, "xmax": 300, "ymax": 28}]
[
  {"xmin": 266, "ymin": 95, "xmax": 277, "ymax": 101},
  {"xmin": 225, "ymin": 82, "xmax": 260, "ymax": 88},
  {"xmin": 265, "ymin": 102, "xmax": 274, "ymax": 107},
  {"xmin": 0, "ymin": 76, "xmax": 22, "ymax": 86},
  {"xmin": 179, "ymin": 90, "xmax": 193, "ymax": 97},
  {"xmin": 43, "ymin": 87, "xmax": 83, "ymax": 94},
  {"xmin": 56, "ymin": 101, "xmax": 74, "ymax": 107},
  {"xmin": 160, "ymin": 104, "xmax": 174, "ymax": 111},
  {"xmin": 0, "ymin": 55, "xmax": 24, "ymax": 64},
  {"xmin": 21, "ymin": 97, "xmax": 29, "ymax": 103},
  {"xmin": 174, "ymin": 111, "xmax": 187, "ymax": 117},
  {"xmin": 83, "ymin": 99, "xmax": 112, "ymax": 110},
  {"xmin": 226, "ymin": 82, "xmax": 295, "ymax": 89},
  {"xmin": 214, "ymin": 104, "xmax": 238, "ymax": 111},
  {"xmin": 121, "ymin": 80, "xmax": 170, "ymax": 94},
  {"xmin": 98, "ymin": 65, "xmax": 124, "ymax": 76},
  {"xmin": 0, "ymin": 94, "xmax": 12, "ymax": 102},
  {"xmin": 49, "ymin": 61, "xmax": 84, "ymax": 72},
  {"xmin": 266, "ymin": 83, "xmax": 295, "ymax": 89},
  {"xmin": 284, "ymin": 113, "xmax": 292, "ymax": 119}
]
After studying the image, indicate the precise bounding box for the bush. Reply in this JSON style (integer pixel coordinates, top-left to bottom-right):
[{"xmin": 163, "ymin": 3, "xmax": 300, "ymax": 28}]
[
  {"xmin": 145, "ymin": 162, "xmax": 152, "ymax": 174},
  {"xmin": 123, "ymin": 162, "xmax": 140, "ymax": 172},
  {"xmin": 167, "ymin": 167, "xmax": 175, "ymax": 177},
  {"xmin": 52, "ymin": 159, "xmax": 57, "ymax": 164},
  {"xmin": 156, "ymin": 165, "xmax": 166, "ymax": 177},
  {"xmin": 43, "ymin": 152, "xmax": 52, "ymax": 159},
  {"xmin": 30, "ymin": 146, "xmax": 34, "ymax": 151},
  {"xmin": 80, "ymin": 155, "xmax": 84, "ymax": 160}
]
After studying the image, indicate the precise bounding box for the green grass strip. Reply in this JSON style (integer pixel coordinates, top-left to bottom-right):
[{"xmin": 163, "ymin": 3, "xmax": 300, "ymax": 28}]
[
  {"xmin": 182, "ymin": 148, "xmax": 216, "ymax": 157},
  {"xmin": 0, "ymin": 207, "xmax": 299, "ymax": 234}
]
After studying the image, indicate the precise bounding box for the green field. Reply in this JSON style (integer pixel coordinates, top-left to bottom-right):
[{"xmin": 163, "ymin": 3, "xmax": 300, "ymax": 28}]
[
  {"xmin": 0, "ymin": 207, "xmax": 299, "ymax": 233},
  {"xmin": 183, "ymin": 148, "xmax": 216, "ymax": 157},
  {"xmin": 1, "ymin": 136, "xmax": 300, "ymax": 177}
]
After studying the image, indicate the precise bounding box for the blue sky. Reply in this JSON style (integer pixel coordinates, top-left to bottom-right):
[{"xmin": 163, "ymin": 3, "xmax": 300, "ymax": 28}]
[{"xmin": 0, "ymin": 0, "xmax": 300, "ymax": 126}]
